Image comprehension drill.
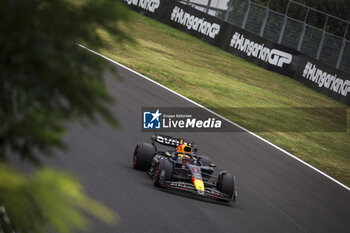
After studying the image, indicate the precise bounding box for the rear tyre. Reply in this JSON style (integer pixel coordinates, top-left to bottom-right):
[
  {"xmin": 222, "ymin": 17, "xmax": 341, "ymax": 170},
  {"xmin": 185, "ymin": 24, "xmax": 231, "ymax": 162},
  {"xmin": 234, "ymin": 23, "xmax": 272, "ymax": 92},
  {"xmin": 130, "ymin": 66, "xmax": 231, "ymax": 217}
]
[
  {"xmin": 153, "ymin": 158, "xmax": 173, "ymax": 188},
  {"xmin": 217, "ymin": 172, "xmax": 236, "ymax": 202},
  {"xmin": 132, "ymin": 142, "xmax": 155, "ymax": 171}
]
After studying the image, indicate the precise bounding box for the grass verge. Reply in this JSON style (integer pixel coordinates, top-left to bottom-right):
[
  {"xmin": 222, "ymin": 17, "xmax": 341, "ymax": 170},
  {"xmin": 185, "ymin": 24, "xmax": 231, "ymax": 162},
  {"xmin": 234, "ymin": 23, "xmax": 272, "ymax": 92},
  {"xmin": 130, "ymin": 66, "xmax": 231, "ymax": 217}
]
[{"xmin": 96, "ymin": 10, "xmax": 350, "ymax": 186}]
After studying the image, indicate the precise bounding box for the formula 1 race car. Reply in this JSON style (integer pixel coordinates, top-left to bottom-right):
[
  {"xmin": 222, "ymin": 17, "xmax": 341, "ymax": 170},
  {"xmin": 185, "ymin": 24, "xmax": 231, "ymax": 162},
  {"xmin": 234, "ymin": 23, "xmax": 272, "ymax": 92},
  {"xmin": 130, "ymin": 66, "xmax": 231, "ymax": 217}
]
[{"xmin": 132, "ymin": 134, "xmax": 237, "ymax": 202}]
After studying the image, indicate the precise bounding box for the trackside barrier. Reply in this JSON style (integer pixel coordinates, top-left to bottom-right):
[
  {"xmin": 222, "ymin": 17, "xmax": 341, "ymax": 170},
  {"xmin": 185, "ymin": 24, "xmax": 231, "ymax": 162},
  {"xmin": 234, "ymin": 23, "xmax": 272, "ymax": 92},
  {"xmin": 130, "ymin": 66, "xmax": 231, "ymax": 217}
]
[{"xmin": 123, "ymin": 0, "xmax": 350, "ymax": 106}]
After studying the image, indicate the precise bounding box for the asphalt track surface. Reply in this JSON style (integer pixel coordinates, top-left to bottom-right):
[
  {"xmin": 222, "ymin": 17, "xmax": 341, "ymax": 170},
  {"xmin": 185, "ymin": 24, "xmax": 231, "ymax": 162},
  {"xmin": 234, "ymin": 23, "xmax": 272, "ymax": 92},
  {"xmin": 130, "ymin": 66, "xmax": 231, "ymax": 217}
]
[{"xmin": 45, "ymin": 58, "xmax": 350, "ymax": 233}]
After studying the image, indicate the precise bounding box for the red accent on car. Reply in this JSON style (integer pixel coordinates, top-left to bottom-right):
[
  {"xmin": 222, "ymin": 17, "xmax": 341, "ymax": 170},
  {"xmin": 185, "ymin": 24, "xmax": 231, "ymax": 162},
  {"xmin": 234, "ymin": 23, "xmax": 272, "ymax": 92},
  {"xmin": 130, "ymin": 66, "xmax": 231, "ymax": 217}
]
[
  {"xmin": 191, "ymin": 178, "xmax": 196, "ymax": 184},
  {"xmin": 157, "ymin": 160, "xmax": 162, "ymax": 175},
  {"xmin": 132, "ymin": 144, "xmax": 139, "ymax": 167},
  {"xmin": 167, "ymin": 185, "xmax": 189, "ymax": 191}
]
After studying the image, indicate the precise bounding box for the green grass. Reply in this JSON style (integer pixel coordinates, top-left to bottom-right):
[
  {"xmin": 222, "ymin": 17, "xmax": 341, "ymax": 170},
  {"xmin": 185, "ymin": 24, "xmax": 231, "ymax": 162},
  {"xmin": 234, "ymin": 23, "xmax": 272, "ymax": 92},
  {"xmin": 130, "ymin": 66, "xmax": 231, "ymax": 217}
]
[{"xmin": 96, "ymin": 10, "xmax": 350, "ymax": 186}]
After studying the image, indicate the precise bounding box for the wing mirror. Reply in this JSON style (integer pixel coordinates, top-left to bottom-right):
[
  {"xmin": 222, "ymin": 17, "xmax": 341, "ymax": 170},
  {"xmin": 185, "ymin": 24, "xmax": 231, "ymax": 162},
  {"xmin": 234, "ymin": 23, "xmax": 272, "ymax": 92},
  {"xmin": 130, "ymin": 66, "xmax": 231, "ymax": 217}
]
[{"xmin": 209, "ymin": 163, "xmax": 216, "ymax": 167}]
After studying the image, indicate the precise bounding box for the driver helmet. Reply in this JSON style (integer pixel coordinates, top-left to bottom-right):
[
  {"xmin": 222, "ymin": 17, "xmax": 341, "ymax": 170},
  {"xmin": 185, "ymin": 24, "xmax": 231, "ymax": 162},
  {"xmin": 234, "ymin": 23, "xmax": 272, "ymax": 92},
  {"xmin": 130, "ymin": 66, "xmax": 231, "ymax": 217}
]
[
  {"xmin": 176, "ymin": 144, "xmax": 193, "ymax": 164},
  {"xmin": 176, "ymin": 144, "xmax": 192, "ymax": 153}
]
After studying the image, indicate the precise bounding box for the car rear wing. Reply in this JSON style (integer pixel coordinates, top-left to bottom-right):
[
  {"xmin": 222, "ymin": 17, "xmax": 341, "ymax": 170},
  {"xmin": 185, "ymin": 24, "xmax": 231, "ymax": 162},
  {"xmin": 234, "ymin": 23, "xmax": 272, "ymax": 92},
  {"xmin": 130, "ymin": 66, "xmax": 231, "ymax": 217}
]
[{"xmin": 151, "ymin": 134, "xmax": 195, "ymax": 148}]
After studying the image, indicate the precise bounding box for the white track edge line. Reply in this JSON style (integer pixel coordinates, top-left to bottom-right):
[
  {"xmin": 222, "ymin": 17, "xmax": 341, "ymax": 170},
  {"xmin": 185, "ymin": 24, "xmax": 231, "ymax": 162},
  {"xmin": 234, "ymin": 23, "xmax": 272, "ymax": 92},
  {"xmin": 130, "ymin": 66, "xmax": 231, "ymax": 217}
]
[{"xmin": 79, "ymin": 44, "xmax": 350, "ymax": 192}]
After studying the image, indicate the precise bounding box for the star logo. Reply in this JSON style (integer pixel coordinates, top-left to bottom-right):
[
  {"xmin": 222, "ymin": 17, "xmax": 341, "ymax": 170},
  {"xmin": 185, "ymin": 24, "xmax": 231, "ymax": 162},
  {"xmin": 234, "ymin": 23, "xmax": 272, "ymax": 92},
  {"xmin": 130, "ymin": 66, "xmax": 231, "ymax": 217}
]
[
  {"xmin": 143, "ymin": 109, "xmax": 162, "ymax": 129},
  {"xmin": 150, "ymin": 109, "xmax": 162, "ymax": 122}
]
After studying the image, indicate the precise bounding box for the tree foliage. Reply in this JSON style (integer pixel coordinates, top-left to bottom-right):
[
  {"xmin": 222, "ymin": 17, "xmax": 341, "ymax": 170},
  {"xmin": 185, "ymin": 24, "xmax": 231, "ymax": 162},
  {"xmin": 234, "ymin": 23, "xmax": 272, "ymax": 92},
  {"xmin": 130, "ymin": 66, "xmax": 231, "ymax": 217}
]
[
  {"xmin": 0, "ymin": 0, "xmax": 130, "ymax": 165},
  {"xmin": 0, "ymin": 0, "xmax": 131, "ymax": 232},
  {"xmin": 251, "ymin": 0, "xmax": 350, "ymax": 37},
  {"xmin": 252, "ymin": 0, "xmax": 350, "ymax": 20},
  {"xmin": 0, "ymin": 164, "xmax": 117, "ymax": 233}
]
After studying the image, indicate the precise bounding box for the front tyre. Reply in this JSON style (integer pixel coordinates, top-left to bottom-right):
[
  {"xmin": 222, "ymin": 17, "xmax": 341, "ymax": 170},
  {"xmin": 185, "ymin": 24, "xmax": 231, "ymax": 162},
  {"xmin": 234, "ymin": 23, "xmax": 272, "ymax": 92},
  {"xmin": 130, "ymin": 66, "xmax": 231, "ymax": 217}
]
[
  {"xmin": 217, "ymin": 172, "xmax": 237, "ymax": 202},
  {"xmin": 198, "ymin": 155, "xmax": 212, "ymax": 166},
  {"xmin": 132, "ymin": 142, "xmax": 155, "ymax": 170}
]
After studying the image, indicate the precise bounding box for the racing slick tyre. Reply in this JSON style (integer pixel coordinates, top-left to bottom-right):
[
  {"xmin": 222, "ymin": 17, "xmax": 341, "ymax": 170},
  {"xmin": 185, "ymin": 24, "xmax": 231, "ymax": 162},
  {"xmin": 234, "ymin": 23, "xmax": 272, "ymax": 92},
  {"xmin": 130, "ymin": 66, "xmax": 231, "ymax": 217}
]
[
  {"xmin": 132, "ymin": 142, "xmax": 155, "ymax": 171},
  {"xmin": 198, "ymin": 155, "xmax": 212, "ymax": 166},
  {"xmin": 153, "ymin": 158, "xmax": 173, "ymax": 188},
  {"xmin": 217, "ymin": 172, "xmax": 237, "ymax": 202}
]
